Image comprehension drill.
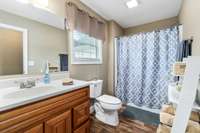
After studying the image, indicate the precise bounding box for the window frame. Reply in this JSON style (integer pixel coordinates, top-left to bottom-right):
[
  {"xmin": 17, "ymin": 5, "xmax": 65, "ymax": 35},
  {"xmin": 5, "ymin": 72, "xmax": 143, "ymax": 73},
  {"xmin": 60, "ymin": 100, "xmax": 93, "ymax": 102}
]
[{"xmin": 71, "ymin": 31, "xmax": 103, "ymax": 65}]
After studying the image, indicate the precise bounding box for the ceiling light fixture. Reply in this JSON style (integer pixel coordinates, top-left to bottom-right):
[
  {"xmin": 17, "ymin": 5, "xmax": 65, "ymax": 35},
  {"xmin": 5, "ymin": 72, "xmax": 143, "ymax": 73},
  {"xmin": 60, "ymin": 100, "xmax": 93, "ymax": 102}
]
[{"xmin": 126, "ymin": 0, "xmax": 139, "ymax": 8}]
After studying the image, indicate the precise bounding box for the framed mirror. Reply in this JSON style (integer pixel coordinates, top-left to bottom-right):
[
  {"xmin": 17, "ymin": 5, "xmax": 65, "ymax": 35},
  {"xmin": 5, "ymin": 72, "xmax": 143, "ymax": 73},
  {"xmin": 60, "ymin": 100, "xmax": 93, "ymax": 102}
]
[
  {"xmin": 0, "ymin": 23, "xmax": 28, "ymax": 76},
  {"xmin": 0, "ymin": 8, "xmax": 69, "ymax": 77}
]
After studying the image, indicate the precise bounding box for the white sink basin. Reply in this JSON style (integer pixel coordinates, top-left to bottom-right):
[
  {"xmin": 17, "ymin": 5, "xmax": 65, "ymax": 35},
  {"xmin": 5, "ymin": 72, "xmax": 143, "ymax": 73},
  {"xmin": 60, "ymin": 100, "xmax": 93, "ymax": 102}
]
[
  {"xmin": 3, "ymin": 86, "xmax": 56, "ymax": 99},
  {"xmin": 0, "ymin": 79, "xmax": 90, "ymax": 112}
]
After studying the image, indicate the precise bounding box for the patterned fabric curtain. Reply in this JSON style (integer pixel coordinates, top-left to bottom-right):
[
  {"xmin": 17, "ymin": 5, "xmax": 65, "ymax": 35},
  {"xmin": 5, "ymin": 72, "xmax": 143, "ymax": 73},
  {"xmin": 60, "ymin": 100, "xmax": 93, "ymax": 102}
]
[
  {"xmin": 115, "ymin": 26, "xmax": 180, "ymax": 109},
  {"xmin": 66, "ymin": 2, "xmax": 106, "ymax": 41}
]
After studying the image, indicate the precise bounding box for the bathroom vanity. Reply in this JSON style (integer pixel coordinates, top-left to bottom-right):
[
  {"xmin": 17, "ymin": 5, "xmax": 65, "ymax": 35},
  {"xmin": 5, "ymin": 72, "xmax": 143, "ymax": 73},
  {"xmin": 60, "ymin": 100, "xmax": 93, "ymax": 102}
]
[{"xmin": 0, "ymin": 80, "xmax": 90, "ymax": 133}]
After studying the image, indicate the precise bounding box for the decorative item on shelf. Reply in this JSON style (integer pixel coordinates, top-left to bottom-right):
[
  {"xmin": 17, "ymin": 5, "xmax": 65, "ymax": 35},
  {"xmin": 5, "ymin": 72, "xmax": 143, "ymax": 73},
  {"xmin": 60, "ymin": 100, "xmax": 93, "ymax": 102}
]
[
  {"xmin": 62, "ymin": 78, "xmax": 74, "ymax": 86},
  {"xmin": 168, "ymin": 61, "xmax": 186, "ymax": 104},
  {"xmin": 171, "ymin": 61, "xmax": 200, "ymax": 107},
  {"xmin": 172, "ymin": 62, "xmax": 186, "ymax": 76},
  {"xmin": 176, "ymin": 84, "xmax": 182, "ymax": 92},
  {"xmin": 172, "ymin": 62, "xmax": 186, "ymax": 90},
  {"xmin": 48, "ymin": 63, "xmax": 59, "ymax": 73},
  {"xmin": 49, "ymin": 66, "xmax": 59, "ymax": 72},
  {"xmin": 168, "ymin": 83, "xmax": 181, "ymax": 104},
  {"xmin": 168, "ymin": 58, "xmax": 200, "ymax": 113}
]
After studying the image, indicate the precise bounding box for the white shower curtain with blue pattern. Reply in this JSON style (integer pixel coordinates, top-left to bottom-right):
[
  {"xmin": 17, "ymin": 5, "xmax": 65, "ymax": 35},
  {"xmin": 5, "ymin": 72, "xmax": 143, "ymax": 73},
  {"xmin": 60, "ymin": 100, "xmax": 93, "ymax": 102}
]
[{"xmin": 116, "ymin": 26, "xmax": 179, "ymax": 109}]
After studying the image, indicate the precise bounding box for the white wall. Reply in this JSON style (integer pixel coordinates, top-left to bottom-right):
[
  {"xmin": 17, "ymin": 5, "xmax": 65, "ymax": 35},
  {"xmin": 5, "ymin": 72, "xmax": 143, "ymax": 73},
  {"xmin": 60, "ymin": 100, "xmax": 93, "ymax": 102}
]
[{"xmin": 179, "ymin": 0, "xmax": 200, "ymax": 55}]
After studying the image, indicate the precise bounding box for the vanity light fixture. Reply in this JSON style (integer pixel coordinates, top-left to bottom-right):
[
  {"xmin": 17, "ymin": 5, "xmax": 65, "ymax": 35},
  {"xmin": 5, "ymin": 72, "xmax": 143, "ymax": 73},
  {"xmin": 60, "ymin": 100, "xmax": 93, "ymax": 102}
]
[{"xmin": 126, "ymin": 0, "xmax": 139, "ymax": 8}]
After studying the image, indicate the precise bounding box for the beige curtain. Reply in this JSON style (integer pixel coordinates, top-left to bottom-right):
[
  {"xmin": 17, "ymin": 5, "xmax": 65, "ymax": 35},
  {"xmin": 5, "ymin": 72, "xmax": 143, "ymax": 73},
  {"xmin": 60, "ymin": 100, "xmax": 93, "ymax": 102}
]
[
  {"xmin": 75, "ymin": 9, "xmax": 90, "ymax": 34},
  {"xmin": 66, "ymin": 2, "xmax": 106, "ymax": 41},
  {"xmin": 66, "ymin": 3, "xmax": 77, "ymax": 31}
]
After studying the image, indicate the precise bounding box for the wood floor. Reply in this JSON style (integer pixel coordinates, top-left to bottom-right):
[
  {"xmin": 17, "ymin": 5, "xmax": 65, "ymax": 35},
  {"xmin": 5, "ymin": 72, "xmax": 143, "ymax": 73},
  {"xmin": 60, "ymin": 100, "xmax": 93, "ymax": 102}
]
[{"xmin": 90, "ymin": 115, "xmax": 157, "ymax": 133}]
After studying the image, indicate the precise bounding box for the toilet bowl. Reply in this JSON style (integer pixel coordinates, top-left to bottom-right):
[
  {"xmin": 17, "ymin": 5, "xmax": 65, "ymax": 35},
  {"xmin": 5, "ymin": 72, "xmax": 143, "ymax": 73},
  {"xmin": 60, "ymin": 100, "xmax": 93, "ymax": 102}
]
[
  {"xmin": 90, "ymin": 80, "xmax": 122, "ymax": 126},
  {"xmin": 95, "ymin": 95, "xmax": 122, "ymax": 126}
]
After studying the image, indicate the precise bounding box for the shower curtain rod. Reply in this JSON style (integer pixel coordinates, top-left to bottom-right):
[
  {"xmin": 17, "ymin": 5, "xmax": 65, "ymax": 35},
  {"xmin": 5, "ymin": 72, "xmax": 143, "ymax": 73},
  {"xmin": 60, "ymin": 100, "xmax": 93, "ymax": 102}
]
[
  {"xmin": 115, "ymin": 24, "xmax": 183, "ymax": 39},
  {"xmin": 115, "ymin": 36, "xmax": 194, "ymax": 43}
]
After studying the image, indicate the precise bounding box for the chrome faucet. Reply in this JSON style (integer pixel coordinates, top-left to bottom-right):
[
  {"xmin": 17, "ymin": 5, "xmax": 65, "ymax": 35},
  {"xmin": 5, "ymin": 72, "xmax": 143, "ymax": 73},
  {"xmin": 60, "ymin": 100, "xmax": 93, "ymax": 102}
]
[{"xmin": 16, "ymin": 79, "xmax": 36, "ymax": 89}]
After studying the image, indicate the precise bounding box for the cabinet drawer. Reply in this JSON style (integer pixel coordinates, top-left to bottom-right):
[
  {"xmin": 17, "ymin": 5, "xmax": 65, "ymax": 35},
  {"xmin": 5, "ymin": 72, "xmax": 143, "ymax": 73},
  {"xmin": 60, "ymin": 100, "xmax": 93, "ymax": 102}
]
[
  {"xmin": 73, "ymin": 100, "xmax": 90, "ymax": 129},
  {"xmin": 73, "ymin": 120, "xmax": 90, "ymax": 133}
]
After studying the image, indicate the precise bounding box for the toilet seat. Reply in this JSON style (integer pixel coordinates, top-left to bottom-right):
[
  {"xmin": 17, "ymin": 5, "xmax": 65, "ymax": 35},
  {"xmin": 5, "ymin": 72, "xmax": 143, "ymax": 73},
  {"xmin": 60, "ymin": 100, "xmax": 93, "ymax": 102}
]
[
  {"xmin": 97, "ymin": 95, "xmax": 121, "ymax": 104},
  {"xmin": 96, "ymin": 95, "xmax": 122, "ymax": 110}
]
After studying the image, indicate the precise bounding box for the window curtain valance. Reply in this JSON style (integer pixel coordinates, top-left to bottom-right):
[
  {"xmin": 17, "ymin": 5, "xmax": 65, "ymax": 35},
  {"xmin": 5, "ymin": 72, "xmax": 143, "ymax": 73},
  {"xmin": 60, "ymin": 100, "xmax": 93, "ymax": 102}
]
[{"xmin": 66, "ymin": 2, "xmax": 106, "ymax": 41}]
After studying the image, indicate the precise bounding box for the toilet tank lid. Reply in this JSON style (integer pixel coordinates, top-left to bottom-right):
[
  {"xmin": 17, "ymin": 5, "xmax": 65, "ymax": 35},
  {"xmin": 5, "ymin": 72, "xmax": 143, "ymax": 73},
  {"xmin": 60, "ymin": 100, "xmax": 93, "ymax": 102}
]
[
  {"xmin": 97, "ymin": 95, "xmax": 121, "ymax": 105},
  {"xmin": 89, "ymin": 80, "xmax": 103, "ymax": 84}
]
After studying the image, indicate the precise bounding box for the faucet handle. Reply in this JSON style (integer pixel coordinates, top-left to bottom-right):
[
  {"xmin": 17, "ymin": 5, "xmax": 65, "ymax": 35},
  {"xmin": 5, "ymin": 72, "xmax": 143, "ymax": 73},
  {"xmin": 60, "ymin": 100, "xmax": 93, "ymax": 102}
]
[
  {"xmin": 27, "ymin": 79, "xmax": 36, "ymax": 87},
  {"xmin": 20, "ymin": 82, "xmax": 26, "ymax": 89},
  {"xmin": 14, "ymin": 80, "xmax": 26, "ymax": 89}
]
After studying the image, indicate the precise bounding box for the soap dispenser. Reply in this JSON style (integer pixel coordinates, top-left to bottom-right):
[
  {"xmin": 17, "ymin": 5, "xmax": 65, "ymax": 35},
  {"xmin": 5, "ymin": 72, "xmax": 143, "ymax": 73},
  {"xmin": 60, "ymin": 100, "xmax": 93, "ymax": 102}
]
[{"xmin": 43, "ymin": 61, "xmax": 50, "ymax": 84}]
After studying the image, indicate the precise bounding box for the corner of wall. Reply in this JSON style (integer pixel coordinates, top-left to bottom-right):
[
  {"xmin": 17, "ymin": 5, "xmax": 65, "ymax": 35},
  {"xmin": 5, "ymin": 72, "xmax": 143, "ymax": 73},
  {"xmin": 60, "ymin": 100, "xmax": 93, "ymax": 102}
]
[
  {"xmin": 107, "ymin": 20, "xmax": 124, "ymax": 95},
  {"xmin": 178, "ymin": 0, "xmax": 200, "ymax": 56}
]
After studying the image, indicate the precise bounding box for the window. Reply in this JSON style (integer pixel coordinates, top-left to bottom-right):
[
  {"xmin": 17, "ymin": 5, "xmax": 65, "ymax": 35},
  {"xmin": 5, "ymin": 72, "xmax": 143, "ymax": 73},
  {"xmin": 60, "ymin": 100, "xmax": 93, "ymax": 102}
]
[{"xmin": 72, "ymin": 31, "xmax": 102, "ymax": 64}]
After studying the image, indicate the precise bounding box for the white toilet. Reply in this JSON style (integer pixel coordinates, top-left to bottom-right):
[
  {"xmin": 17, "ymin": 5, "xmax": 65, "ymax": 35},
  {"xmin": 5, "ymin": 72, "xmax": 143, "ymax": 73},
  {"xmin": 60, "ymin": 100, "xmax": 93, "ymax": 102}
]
[{"xmin": 90, "ymin": 80, "xmax": 122, "ymax": 126}]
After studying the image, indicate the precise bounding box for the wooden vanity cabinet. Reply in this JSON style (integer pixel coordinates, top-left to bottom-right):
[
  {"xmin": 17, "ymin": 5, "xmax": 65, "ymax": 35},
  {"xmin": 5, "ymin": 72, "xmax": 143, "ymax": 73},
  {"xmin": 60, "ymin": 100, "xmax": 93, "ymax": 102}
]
[
  {"xmin": 45, "ymin": 110, "xmax": 71, "ymax": 133},
  {"xmin": 24, "ymin": 124, "xmax": 43, "ymax": 133},
  {"xmin": 0, "ymin": 87, "xmax": 90, "ymax": 133},
  {"xmin": 73, "ymin": 100, "xmax": 90, "ymax": 129},
  {"xmin": 74, "ymin": 120, "xmax": 90, "ymax": 133}
]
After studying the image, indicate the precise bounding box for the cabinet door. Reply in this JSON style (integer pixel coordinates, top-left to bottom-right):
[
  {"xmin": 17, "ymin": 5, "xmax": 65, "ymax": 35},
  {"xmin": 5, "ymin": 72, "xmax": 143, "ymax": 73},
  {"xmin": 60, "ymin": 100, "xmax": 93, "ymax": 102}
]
[
  {"xmin": 74, "ymin": 120, "xmax": 90, "ymax": 133},
  {"xmin": 45, "ymin": 110, "xmax": 71, "ymax": 133},
  {"xmin": 24, "ymin": 124, "xmax": 43, "ymax": 133},
  {"xmin": 73, "ymin": 100, "xmax": 90, "ymax": 129}
]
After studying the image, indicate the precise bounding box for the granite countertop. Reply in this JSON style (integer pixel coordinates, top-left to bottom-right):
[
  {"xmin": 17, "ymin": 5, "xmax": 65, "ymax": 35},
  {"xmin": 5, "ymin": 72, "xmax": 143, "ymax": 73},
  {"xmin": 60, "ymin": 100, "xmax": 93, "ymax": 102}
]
[{"xmin": 0, "ymin": 79, "xmax": 90, "ymax": 112}]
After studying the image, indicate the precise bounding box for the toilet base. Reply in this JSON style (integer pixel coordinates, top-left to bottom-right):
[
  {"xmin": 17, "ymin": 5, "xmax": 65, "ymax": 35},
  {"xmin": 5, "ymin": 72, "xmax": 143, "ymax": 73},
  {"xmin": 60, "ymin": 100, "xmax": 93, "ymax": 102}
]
[{"xmin": 95, "ymin": 109, "xmax": 119, "ymax": 126}]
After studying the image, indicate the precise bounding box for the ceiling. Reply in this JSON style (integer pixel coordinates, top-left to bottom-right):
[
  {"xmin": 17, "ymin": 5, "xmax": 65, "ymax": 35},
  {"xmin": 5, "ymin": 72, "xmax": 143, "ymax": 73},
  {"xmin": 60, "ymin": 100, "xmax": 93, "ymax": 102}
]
[
  {"xmin": 0, "ymin": 0, "xmax": 65, "ymax": 29},
  {"xmin": 80, "ymin": 0, "xmax": 183, "ymax": 28}
]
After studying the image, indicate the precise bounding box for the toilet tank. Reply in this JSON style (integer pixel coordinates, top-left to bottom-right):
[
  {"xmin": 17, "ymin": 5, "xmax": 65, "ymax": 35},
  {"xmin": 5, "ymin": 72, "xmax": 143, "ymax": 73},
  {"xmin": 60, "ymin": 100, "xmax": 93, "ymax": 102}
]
[{"xmin": 89, "ymin": 80, "xmax": 103, "ymax": 98}]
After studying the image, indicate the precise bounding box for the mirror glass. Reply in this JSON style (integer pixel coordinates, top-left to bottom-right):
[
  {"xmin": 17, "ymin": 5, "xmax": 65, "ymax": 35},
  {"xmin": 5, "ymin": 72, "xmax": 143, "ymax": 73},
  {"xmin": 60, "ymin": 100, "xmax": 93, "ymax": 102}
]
[
  {"xmin": 0, "ymin": 26, "xmax": 24, "ymax": 75},
  {"xmin": 0, "ymin": 10, "xmax": 68, "ymax": 76}
]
